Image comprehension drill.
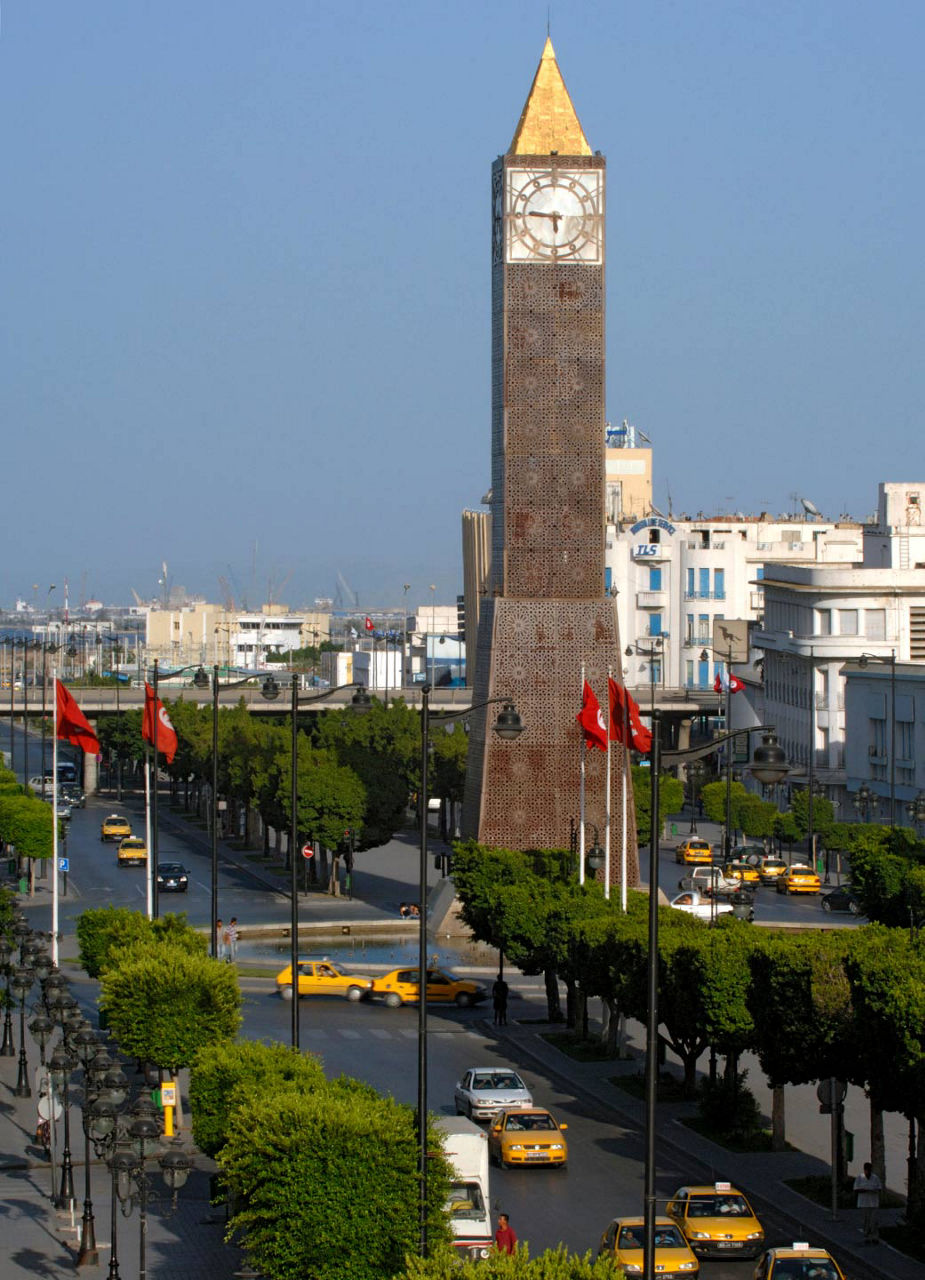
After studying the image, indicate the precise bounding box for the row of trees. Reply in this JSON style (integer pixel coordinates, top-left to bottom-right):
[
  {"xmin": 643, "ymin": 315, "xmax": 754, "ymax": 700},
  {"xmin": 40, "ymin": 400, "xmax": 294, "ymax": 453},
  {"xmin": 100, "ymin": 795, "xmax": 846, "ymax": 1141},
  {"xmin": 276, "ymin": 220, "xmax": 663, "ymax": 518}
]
[
  {"xmin": 95, "ymin": 696, "xmax": 469, "ymax": 853},
  {"xmin": 0, "ymin": 764, "xmax": 57, "ymax": 892},
  {"xmin": 451, "ymin": 841, "xmax": 925, "ymax": 1230}
]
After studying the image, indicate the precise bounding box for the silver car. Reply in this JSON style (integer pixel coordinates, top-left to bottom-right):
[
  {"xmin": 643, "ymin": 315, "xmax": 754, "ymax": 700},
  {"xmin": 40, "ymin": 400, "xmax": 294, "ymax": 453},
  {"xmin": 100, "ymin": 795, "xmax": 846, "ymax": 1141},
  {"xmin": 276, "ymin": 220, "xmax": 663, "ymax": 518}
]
[{"xmin": 454, "ymin": 1067, "xmax": 533, "ymax": 1121}]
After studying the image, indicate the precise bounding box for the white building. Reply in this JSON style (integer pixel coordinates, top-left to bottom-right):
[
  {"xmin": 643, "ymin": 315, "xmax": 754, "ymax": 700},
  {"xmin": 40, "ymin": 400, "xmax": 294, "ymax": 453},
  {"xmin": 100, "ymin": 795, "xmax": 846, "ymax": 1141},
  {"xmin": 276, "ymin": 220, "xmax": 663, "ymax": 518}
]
[
  {"xmin": 607, "ymin": 513, "xmax": 863, "ymax": 693},
  {"xmin": 752, "ymin": 484, "xmax": 925, "ymax": 821}
]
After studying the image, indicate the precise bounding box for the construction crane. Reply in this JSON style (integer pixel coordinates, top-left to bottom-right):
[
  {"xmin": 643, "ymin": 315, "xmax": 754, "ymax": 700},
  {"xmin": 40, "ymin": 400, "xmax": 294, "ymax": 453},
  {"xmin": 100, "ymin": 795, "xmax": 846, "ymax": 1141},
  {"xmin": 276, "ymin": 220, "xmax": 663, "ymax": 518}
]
[
  {"xmin": 217, "ymin": 576, "xmax": 235, "ymax": 613},
  {"xmin": 334, "ymin": 571, "xmax": 359, "ymax": 611}
]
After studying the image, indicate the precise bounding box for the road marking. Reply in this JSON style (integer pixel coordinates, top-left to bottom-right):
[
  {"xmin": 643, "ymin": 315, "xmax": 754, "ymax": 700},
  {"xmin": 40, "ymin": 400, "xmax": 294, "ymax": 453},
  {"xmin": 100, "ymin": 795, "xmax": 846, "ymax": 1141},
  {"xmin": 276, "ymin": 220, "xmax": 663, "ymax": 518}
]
[{"xmin": 339, "ymin": 1029, "xmax": 361, "ymax": 1039}]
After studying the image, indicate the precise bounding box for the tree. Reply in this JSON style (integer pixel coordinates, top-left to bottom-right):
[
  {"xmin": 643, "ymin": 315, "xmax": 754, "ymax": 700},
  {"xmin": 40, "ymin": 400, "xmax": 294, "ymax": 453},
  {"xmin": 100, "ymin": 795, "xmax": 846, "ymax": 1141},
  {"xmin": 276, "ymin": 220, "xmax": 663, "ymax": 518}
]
[
  {"xmin": 632, "ymin": 766, "xmax": 684, "ymax": 846},
  {"xmin": 76, "ymin": 907, "xmax": 206, "ymax": 979},
  {"xmin": 221, "ymin": 1087, "xmax": 452, "ymax": 1280},
  {"xmin": 790, "ymin": 787, "xmax": 835, "ymax": 841},
  {"xmin": 278, "ymin": 744, "xmax": 366, "ymax": 851},
  {"xmin": 99, "ymin": 942, "xmax": 241, "ymax": 1073},
  {"xmin": 737, "ymin": 793, "xmax": 777, "ymax": 842},
  {"xmin": 772, "ymin": 810, "xmax": 800, "ymax": 855}
]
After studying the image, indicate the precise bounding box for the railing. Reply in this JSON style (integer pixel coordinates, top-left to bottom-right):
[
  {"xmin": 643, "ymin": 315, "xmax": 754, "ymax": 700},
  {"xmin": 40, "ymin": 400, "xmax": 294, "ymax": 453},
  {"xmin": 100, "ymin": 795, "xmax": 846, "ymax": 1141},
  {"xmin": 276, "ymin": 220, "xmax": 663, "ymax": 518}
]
[{"xmin": 683, "ymin": 591, "xmax": 726, "ymax": 601}]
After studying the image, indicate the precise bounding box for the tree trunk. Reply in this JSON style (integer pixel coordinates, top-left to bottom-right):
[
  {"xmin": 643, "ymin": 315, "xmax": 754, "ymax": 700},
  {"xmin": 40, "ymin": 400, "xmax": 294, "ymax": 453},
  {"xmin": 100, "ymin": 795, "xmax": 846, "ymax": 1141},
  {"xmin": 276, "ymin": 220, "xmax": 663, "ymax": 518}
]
[
  {"xmin": 564, "ymin": 977, "xmax": 577, "ymax": 1029},
  {"xmin": 328, "ymin": 855, "xmax": 341, "ymax": 896},
  {"xmin": 870, "ymin": 1102, "xmax": 885, "ymax": 1186},
  {"xmin": 908, "ymin": 1115, "xmax": 925, "ymax": 1226},
  {"xmin": 681, "ymin": 1049, "xmax": 698, "ymax": 1098},
  {"xmin": 576, "ymin": 987, "xmax": 588, "ymax": 1041},
  {"xmin": 543, "ymin": 968, "xmax": 563, "ymax": 1022},
  {"xmin": 771, "ymin": 1085, "xmax": 786, "ymax": 1151}
]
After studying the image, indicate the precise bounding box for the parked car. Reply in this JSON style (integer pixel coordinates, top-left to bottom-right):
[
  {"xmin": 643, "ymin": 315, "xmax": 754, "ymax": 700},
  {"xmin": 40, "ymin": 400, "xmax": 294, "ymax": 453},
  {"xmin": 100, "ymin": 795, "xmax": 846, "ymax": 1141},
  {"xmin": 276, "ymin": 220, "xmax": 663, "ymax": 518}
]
[
  {"xmin": 821, "ymin": 885, "xmax": 862, "ymax": 915},
  {"xmin": 598, "ymin": 1216, "xmax": 700, "ymax": 1275},
  {"xmin": 276, "ymin": 957, "xmax": 375, "ymax": 1002},
  {"xmin": 487, "ymin": 1108, "xmax": 568, "ymax": 1168},
  {"xmin": 454, "ymin": 1068, "xmax": 533, "ymax": 1121},
  {"xmin": 373, "ymin": 966, "xmax": 486, "ymax": 1009},
  {"xmin": 156, "ymin": 862, "xmax": 189, "ymax": 893},
  {"xmin": 667, "ymin": 1182, "xmax": 765, "ymax": 1259}
]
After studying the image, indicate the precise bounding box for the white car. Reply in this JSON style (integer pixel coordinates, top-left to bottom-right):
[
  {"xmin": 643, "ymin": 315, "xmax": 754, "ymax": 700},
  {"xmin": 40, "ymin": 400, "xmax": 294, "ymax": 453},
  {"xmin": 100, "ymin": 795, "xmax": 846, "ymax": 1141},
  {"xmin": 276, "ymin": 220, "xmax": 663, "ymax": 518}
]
[
  {"xmin": 454, "ymin": 1068, "xmax": 533, "ymax": 1122},
  {"xmin": 669, "ymin": 891, "xmax": 735, "ymax": 921}
]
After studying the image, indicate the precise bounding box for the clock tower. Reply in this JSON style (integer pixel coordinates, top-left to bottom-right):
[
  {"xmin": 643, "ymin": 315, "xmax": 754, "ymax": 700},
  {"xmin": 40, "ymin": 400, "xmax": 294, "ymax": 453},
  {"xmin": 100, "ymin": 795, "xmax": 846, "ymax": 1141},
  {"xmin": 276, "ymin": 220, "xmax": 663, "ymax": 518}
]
[{"xmin": 463, "ymin": 39, "xmax": 638, "ymax": 887}]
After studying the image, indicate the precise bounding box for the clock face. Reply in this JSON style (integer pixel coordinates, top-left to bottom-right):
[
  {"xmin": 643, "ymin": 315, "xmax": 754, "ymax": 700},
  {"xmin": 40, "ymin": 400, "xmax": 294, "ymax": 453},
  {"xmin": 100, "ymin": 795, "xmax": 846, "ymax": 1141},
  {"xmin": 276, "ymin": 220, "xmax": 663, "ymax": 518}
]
[{"xmin": 506, "ymin": 167, "xmax": 603, "ymax": 263}]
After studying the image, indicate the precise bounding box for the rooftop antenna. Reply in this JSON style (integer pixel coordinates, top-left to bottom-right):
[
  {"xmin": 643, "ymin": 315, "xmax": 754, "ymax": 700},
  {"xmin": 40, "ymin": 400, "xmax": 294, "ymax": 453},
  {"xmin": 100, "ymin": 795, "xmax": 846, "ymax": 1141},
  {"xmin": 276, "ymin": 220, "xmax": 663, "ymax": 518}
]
[
  {"xmin": 801, "ymin": 496, "xmax": 822, "ymax": 520},
  {"xmin": 666, "ymin": 482, "xmax": 674, "ymax": 519},
  {"xmin": 789, "ymin": 490, "xmax": 801, "ymax": 517}
]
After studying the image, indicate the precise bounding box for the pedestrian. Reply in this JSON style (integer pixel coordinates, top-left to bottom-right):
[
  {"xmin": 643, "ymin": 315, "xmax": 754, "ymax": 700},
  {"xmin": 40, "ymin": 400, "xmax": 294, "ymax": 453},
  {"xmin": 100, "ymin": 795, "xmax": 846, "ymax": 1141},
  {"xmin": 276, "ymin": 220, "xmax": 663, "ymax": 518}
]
[
  {"xmin": 853, "ymin": 1161, "xmax": 882, "ymax": 1243},
  {"xmin": 227, "ymin": 917, "xmax": 239, "ymax": 962},
  {"xmin": 494, "ymin": 1212, "xmax": 517, "ymax": 1254},
  {"xmin": 216, "ymin": 918, "xmax": 227, "ymax": 962},
  {"xmin": 492, "ymin": 973, "xmax": 509, "ymax": 1026}
]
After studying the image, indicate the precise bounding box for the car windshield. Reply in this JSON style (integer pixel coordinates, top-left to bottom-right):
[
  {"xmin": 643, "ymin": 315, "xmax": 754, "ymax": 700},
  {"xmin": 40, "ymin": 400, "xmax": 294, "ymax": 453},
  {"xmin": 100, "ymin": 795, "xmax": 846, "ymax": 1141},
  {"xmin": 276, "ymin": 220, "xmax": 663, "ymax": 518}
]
[
  {"xmin": 474, "ymin": 1073, "xmax": 523, "ymax": 1091},
  {"xmin": 619, "ymin": 1226, "xmax": 685, "ymax": 1248},
  {"xmin": 444, "ymin": 1184, "xmax": 485, "ymax": 1219},
  {"xmin": 771, "ymin": 1262, "xmax": 840, "ymax": 1280},
  {"xmin": 505, "ymin": 1113, "xmax": 555, "ymax": 1131},
  {"xmin": 688, "ymin": 1195, "xmax": 750, "ymax": 1216},
  {"xmin": 159, "ymin": 864, "xmax": 184, "ymax": 873}
]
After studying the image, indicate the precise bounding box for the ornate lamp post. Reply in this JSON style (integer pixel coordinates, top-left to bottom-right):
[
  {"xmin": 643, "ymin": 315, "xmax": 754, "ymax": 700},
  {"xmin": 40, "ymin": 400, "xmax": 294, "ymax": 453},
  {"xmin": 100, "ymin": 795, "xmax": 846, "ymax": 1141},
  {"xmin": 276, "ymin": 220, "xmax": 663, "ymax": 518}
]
[
  {"xmin": 49, "ymin": 1041, "xmax": 78, "ymax": 1210},
  {"xmin": 112, "ymin": 1100, "xmax": 192, "ymax": 1280},
  {"xmin": 581, "ymin": 823, "xmax": 605, "ymax": 875},
  {"xmin": 857, "ymin": 651, "xmax": 897, "ymax": 827},
  {"xmin": 415, "ymin": 686, "xmax": 524, "ymax": 1255},
  {"xmin": 11, "ymin": 963, "xmax": 35, "ymax": 1097},
  {"xmin": 853, "ymin": 782, "xmax": 877, "ymax": 823},
  {"xmin": 905, "ymin": 792, "xmax": 925, "ymax": 830},
  {"xmin": 687, "ymin": 760, "xmax": 705, "ymax": 834},
  {"xmin": 0, "ymin": 936, "xmax": 15, "ymax": 1056},
  {"xmin": 72, "ymin": 1026, "xmax": 105, "ymax": 1265}
]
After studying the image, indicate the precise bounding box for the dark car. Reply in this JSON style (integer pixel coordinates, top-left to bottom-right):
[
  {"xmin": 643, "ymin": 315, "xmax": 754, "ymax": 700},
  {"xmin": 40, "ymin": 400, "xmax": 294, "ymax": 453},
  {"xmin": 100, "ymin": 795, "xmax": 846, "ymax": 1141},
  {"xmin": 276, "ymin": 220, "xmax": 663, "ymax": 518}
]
[
  {"xmin": 821, "ymin": 884, "xmax": 862, "ymax": 915},
  {"xmin": 156, "ymin": 862, "xmax": 189, "ymax": 893}
]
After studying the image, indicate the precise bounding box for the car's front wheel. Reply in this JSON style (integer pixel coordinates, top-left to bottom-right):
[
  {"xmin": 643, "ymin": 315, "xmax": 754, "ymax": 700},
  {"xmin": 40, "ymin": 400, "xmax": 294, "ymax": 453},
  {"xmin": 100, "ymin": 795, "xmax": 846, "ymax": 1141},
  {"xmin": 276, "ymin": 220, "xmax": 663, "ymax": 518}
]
[
  {"xmin": 455, "ymin": 992, "xmax": 474, "ymax": 1008},
  {"xmin": 848, "ymin": 899, "xmax": 860, "ymax": 915},
  {"xmin": 384, "ymin": 992, "xmax": 403, "ymax": 1008},
  {"xmin": 345, "ymin": 985, "xmax": 365, "ymax": 1002},
  {"xmin": 821, "ymin": 899, "xmax": 832, "ymax": 913},
  {"xmin": 279, "ymin": 985, "xmax": 294, "ymax": 1002}
]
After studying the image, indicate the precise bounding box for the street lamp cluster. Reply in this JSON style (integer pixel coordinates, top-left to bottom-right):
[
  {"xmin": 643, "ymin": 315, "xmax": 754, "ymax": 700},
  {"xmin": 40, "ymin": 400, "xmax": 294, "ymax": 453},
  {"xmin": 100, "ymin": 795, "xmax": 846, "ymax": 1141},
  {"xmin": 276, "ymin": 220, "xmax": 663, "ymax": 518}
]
[{"xmin": 0, "ymin": 915, "xmax": 192, "ymax": 1277}]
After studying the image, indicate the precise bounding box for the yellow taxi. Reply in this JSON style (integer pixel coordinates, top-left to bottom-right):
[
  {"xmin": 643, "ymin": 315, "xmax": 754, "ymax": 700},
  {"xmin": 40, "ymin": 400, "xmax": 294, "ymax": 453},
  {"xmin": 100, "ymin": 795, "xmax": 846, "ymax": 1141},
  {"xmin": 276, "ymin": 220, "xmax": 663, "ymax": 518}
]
[
  {"xmin": 487, "ymin": 1108, "xmax": 568, "ymax": 1169},
  {"xmin": 598, "ymin": 1216, "xmax": 699, "ymax": 1274},
  {"xmin": 667, "ymin": 1182, "xmax": 764, "ymax": 1259},
  {"xmin": 373, "ymin": 966, "xmax": 487, "ymax": 1009},
  {"xmin": 116, "ymin": 836, "xmax": 148, "ymax": 867},
  {"xmin": 276, "ymin": 957, "xmax": 375, "ymax": 1003},
  {"xmin": 101, "ymin": 814, "xmax": 132, "ymax": 842},
  {"xmin": 758, "ymin": 857, "xmax": 788, "ymax": 884},
  {"xmin": 776, "ymin": 863, "xmax": 822, "ymax": 895},
  {"xmin": 675, "ymin": 838, "xmax": 714, "ymax": 866},
  {"xmin": 723, "ymin": 860, "xmax": 761, "ymax": 886},
  {"xmin": 752, "ymin": 1243, "xmax": 846, "ymax": 1280}
]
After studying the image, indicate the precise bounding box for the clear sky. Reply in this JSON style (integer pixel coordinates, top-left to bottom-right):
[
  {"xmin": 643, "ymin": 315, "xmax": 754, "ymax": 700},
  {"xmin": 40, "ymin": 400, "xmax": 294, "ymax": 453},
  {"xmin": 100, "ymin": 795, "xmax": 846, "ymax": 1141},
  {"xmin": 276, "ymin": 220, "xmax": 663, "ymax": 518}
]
[{"xmin": 2, "ymin": 2, "xmax": 922, "ymax": 611}]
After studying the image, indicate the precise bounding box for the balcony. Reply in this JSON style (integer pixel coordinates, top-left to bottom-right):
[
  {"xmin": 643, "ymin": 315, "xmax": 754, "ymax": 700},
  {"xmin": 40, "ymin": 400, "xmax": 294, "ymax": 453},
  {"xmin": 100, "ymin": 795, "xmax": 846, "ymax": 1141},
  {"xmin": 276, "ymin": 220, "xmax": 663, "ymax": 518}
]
[
  {"xmin": 683, "ymin": 591, "xmax": 726, "ymax": 601},
  {"xmin": 636, "ymin": 590, "xmax": 667, "ymax": 609}
]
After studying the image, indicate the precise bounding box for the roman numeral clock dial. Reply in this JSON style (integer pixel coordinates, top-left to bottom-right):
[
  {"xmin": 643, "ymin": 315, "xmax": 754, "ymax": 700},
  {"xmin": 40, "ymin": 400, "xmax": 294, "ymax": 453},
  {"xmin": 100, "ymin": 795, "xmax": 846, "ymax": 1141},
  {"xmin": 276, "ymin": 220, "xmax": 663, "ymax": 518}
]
[{"xmin": 506, "ymin": 167, "xmax": 602, "ymax": 263}]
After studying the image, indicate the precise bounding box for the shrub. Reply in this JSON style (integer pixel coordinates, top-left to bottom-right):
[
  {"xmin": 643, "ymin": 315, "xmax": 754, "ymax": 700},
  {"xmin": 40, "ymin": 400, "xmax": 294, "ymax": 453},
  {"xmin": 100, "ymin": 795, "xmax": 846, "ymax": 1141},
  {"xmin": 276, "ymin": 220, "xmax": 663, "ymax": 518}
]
[
  {"xmin": 403, "ymin": 1245, "xmax": 620, "ymax": 1278},
  {"xmin": 76, "ymin": 907, "xmax": 205, "ymax": 978}
]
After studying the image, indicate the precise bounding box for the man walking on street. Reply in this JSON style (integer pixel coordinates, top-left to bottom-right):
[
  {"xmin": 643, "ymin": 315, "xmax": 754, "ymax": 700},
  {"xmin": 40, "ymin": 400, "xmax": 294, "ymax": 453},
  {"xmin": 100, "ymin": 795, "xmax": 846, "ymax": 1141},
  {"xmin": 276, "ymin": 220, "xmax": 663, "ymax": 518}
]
[
  {"xmin": 494, "ymin": 1213, "xmax": 517, "ymax": 1254},
  {"xmin": 216, "ymin": 918, "xmax": 227, "ymax": 962},
  {"xmin": 492, "ymin": 974, "xmax": 509, "ymax": 1026},
  {"xmin": 853, "ymin": 1162, "xmax": 882, "ymax": 1243},
  {"xmin": 227, "ymin": 917, "xmax": 239, "ymax": 962}
]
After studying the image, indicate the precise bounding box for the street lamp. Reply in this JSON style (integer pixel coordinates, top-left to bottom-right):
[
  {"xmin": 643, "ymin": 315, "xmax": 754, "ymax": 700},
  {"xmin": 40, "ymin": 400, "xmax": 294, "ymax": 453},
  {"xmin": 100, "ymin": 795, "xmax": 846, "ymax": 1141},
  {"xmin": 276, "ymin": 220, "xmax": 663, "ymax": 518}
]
[
  {"xmin": 0, "ymin": 936, "xmax": 15, "ymax": 1056},
  {"xmin": 858, "ymin": 651, "xmax": 897, "ymax": 828},
  {"xmin": 11, "ymin": 963, "xmax": 34, "ymax": 1097},
  {"xmin": 625, "ymin": 636, "xmax": 665, "ymax": 716},
  {"xmin": 687, "ymin": 760, "xmax": 705, "ymax": 834},
  {"xmin": 581, "ymin": 823, "xmax": 605, "ymax": 874},
  {"xmin": 905, "ymin": 792, "xmax": 925, "ymax": 830},
  {"xmin": 415, "ymin": 685, "xmax": 523, "ymax": 1256},
  {"xmin": 261, "ymin": 675, "xmax": 371, "ymax": 1051},
  {"xmin": 643, "ymin": 721, "xmax": 788, "ymax": 1280},
  {"xmin": 194, "ymin": 664, "xmax": 282, "ymax": 958},
  {"xmin": 853, "ymin": 782, "xmax": 878, "ymax": 823},
  {"xmin": 49, "ymin": 1040, "xmax": 78, "ymax": 1210}
]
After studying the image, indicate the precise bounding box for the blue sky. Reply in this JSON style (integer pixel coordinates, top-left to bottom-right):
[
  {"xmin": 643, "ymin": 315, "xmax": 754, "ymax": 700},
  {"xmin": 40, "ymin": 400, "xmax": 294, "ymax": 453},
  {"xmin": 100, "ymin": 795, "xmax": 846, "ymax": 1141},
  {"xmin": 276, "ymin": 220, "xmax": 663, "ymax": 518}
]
[{"xmin": 2, "ymin": 2, "xmax": 921, "ymax": 611}]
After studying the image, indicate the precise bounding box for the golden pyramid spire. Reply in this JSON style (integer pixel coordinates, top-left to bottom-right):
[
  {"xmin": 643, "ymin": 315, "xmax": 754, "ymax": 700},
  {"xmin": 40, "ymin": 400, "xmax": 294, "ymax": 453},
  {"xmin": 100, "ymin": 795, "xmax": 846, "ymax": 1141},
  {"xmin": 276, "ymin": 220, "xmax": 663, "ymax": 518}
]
[{"xmin": 508, "ymin": 36, "xmax": 591, "ymax": 156}]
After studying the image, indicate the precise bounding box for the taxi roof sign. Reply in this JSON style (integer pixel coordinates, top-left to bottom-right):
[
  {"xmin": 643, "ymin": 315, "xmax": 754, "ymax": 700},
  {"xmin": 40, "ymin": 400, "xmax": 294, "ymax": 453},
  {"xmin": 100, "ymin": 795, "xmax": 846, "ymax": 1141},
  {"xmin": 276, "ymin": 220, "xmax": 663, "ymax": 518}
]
[
  {"xmin": 792, "ymin": 1242, "xmax": 809, "ymax": 1251},
  {"xmin": 714, "ymin": 1181, "xmax": 732, "ymax": 1191}
]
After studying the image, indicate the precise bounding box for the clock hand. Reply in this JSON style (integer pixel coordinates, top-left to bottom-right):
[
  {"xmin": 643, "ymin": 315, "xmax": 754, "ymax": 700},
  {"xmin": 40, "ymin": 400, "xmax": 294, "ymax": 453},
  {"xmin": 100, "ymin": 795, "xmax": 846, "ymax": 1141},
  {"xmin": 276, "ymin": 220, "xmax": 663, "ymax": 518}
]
[{"xmin": 526, "ymin": 210, "xmax": 563, "ymax": 231}]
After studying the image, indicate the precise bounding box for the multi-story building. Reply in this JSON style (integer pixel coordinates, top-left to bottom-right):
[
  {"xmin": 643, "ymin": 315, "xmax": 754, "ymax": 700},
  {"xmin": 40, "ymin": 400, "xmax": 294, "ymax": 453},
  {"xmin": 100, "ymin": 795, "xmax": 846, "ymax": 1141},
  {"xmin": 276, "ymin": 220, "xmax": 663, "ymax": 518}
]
[
  {"xmin": 145, "ymin": 602, "xmax": 331, "ymax": 668},
  {"xmin": 752, "ymin": 484, "xmax": 925, "ymax": 821},
  {"xmin": 607, "ymin": 509, "xmax": 863, "ymax": 693}
]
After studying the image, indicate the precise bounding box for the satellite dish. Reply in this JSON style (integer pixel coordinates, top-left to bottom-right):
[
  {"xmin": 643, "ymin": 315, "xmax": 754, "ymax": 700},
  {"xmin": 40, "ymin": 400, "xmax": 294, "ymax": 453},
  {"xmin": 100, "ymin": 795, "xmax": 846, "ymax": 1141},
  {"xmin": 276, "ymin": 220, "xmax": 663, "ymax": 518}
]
[{"xmin": 801, "ymin": 497, "xmax": 822, "ymax": 518}]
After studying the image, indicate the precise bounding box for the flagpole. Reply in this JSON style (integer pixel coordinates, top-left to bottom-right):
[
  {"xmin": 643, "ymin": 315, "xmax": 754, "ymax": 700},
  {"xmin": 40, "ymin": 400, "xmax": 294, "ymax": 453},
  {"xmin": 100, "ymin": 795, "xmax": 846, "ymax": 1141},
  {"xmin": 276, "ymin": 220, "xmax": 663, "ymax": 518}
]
[
  {"xmin": 604, "ymin": 668, "xmax": 612, "ymax": 900},
  {"xmin": 578, "ymin": 666, "xmax": 586, "ymax": 885},
  {"xmin": 144, "ymin": 750, "xmax": 153, "ymax": 921},
  {"xmin": 51, "ymin": 670, "xmax": 59, "ymax": 966}
]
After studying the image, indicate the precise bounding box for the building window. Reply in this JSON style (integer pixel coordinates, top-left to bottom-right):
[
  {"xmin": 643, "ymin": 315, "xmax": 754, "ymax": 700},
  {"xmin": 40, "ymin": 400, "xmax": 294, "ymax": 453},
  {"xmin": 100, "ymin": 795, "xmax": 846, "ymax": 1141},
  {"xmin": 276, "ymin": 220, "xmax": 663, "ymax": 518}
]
[
  {"xmin": 698, "ymin": 613, "xmax": 709, "ymax": 643},
  {"xmin": 865, "ymin": 609, "xmax": 886, "ymax": 640},
  {"xmin": 686, "ymin": 568, "xmax": 694, "ymax": 597},
  {"xmin": 649, "ymin": 566, "xmax": 662, "ymax": 591},
  {"xmin": 686, "ymin": 659, "xmax": 694, "ymax": 687},
  {"xmin": 839, "ymin": 609, "xmax": 858, "ymax": 636},
  {"xmin": 649, "ymin": 615, "xmax": 663, "ymax": 637},
  {"xmin": 698, "ymin": 654, "xmax": 710, "ymax": 688},
  {"xmin": 816, "ymin": 609, "xmax": 831, "ymax": 635},
  {"xmin": 714, "ymin": 568, "xmax": 725, "ymax": 599},
  {"xmin": 649, "ymin": 528, "xmax": 660, "ymax": 544},
  {"xmin": 869, "ymin": 717, "xmax": 887, "ymax": 781},
  {"xmin": 686, "ymin": 613, "xmax": 694, "ymax": 644},
  {"xmin": 699, "ymin": 568, "xmax": 710, "ymax": 599}
]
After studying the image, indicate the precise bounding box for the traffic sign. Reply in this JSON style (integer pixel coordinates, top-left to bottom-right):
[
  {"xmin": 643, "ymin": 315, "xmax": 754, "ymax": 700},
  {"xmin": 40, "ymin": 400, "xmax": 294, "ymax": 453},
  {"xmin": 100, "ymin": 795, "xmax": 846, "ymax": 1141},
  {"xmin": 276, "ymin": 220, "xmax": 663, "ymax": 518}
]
[
  {"xmin": 161, "ymin": 1082, "xmax": 177, "ymax": 1107},
  {"xmin": 58, "ymin": 857, "xmax": 69, "ymax": 873},
  {"xmin": 301, "ymin": 843, "xmax": 315, "ymax": 860}
]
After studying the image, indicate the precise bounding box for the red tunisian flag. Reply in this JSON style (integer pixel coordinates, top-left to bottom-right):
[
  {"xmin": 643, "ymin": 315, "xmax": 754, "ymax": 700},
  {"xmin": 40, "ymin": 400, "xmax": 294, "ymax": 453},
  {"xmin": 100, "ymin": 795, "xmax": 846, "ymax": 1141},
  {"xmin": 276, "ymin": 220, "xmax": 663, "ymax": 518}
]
[
  {"xmin": 608, "ymin": 677, "xmax": 653, "ymax": 754},
  {"xmin": 364, "ymin": 616, "xmax": 375, "ymax": 632},
  {"xmin": 576, "ymin": 681, "xmax": 607, "ymax": 752},
  {"xmin": 714, "ymin": 669, "xmax": 745, "ymax": 693},
  {"xmin": 142, "ymin": 683, "xmax": 179, "ymax": 764},
  {"xmin": 56, "ymin": 680, "xmax": 100, "ymax": 755}
]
